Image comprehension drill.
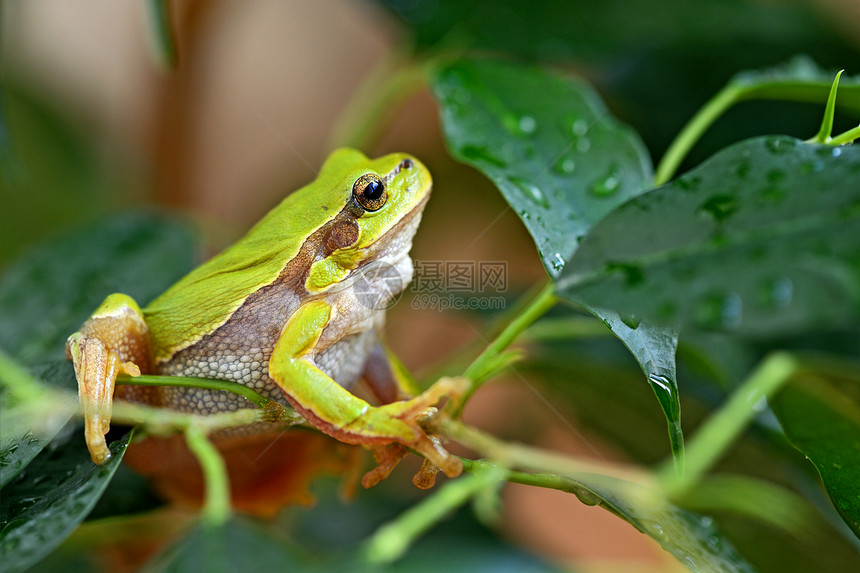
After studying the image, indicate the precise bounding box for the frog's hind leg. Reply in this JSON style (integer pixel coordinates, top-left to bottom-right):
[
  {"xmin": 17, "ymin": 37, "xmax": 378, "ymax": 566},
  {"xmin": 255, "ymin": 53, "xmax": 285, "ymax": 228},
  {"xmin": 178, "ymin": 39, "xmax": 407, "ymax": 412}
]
[
  {"xmin": 66, "ymin": 294, "xmax": 153, "ymax": 464},
  {"xmin": 360, "ymin": 343, "xmax": 418, "ymax": 404}
]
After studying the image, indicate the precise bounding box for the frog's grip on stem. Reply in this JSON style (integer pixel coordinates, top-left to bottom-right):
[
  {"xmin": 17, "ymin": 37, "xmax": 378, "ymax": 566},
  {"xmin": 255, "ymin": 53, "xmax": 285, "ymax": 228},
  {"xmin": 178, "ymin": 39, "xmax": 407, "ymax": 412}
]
[{"xmin": 362, "ymin": 377, "xmax": 468, "ymax": 488}]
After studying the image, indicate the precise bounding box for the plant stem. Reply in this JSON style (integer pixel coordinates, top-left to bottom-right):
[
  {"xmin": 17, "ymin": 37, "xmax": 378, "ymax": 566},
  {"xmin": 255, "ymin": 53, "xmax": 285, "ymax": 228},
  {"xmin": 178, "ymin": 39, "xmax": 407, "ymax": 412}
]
[
  {"xmin": 145, "ymin": 0, "xmax": 177, "ymax": 68},
  {"xmin": 441, "ymin": 418, "xmax": 646, "ymax": 483},
  {"xmin": 459, "ymin": 282, "xmax": 557, "ymax": 405},
  {"xmin": 116, "ymin": 373, "xmax": 271, "ymax": 408},
  {"xmin": 363, "ymin": 462, "xmax": 506, "ymax": 564},
  {"xmin": 813, "ymin": 70, "xmax": 843, "ymax": 143},
  {"xmin": 328, "ymin": 51, "xmax": 427, "ymax": 152},
  {"xmin": 655, "ymin": 84, "xmax": 742, "ymax": 185},
  {"xmin": 0, "ymin": 349, "xmax": 46, "ymax": 404},
  {"xmin": 829, "ymin": 124, "xmax": 860, "ymax": 145},
  {"xmin": 185, "ymin": 426, "xmax": 231, "ymax": 526},
  {"xmin": 658, "ymin": 352, "xmax": 799, "ymax": 498},
  {"xmin": 110, "ymin": 400, "xmax": 296, "ymax": 435}
]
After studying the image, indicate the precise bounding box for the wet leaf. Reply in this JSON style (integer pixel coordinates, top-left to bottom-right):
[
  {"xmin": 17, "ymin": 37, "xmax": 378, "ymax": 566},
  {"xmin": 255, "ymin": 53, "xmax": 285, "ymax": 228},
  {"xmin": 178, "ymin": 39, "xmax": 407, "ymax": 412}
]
[
  {"xmin": 583, "ymin": 306, "xmax": 683, "ymax": 463},
  {"xmin": 0, "ymin": 430, "xmax": 131, "ymax": 573},
  {"xmin": 0, "ymin": 358, "xmax": 74, "ymax": 488},
  {"xmin": 433, "ymin": 59, "xmax": 683, "ymax": 462},
  {"xmin": 0, "ymin": 214, "xmax": 195, "ymax": 364},
  {"xmin": 558, "ymin": 136, "xmax": 860, "ymax": 335},
  {"xmin": 771, "ymin": 372, "xmax": 860, "ymax": 538},
  {"xmin": 535, "ymin": 471, "xmax": 757, "ymax": 573},
  {"xmin": 433, "ymin": 58, "xmax": 652, "ymax": 279},
  {"xmin": 147, "ymin": 518, "xmax": 307, "ymax": 573}
]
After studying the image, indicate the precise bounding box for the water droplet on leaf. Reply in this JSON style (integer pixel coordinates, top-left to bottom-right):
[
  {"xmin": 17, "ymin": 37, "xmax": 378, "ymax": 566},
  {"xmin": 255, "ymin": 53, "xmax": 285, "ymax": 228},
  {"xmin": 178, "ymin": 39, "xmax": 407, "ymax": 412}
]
[
  {"xmin": 700, "ymin": 194, "xmax": 738, "ymax": 222},
  {"xmin": 510, "ymin": 177, "xmax": 550, "ymax": 208},
  {"xmin": 461, "ymin": 145, "xmax": 505, "ymax": 168},
  {"xmin": 572, "ymin": 119, "xmax": 589, "ymax": 136},
  {"xmin": 590, "ymin": 163, "xmax": 622, "ymax": 197},
  {"xmin": 765, "ymin": 137, "xmax": 796, "ymax": 155},
  {"xmin": 553, "ymin": 156, "xmax": 576, "ymax": 175},
  {"xmin": 518, "ymin": 115, "xmax": 537, "ymax": 134}
]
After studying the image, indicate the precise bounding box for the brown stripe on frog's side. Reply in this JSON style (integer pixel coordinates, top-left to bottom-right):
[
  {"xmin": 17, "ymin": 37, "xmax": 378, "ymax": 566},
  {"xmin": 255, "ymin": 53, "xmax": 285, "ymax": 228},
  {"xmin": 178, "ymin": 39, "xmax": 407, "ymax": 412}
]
[
  {"xmin": 156, "ymin": 207, "xmax": 358, "ymax": 414},
  {"xmin": 152, "ymin": 158, "xmax": 425, "ymax": 416}
]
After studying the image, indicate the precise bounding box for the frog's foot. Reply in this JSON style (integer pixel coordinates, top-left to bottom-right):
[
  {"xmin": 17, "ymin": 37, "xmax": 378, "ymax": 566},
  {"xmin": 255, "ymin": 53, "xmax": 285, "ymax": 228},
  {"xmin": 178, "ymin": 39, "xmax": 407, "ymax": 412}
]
[
  {"xmin": 353, "ymin": 377, "xmax": 467, "ymax": 486},
  {"xmin": 67, "ymin": 333, "xmax": 141, "ymax": 464},
  {"xmin": 66, "ymin": 294, "xmax": 151, "ymax": 465},
  {"xmin": 362, "ymin": 443, "xmax": 410, "ymax": 489}
]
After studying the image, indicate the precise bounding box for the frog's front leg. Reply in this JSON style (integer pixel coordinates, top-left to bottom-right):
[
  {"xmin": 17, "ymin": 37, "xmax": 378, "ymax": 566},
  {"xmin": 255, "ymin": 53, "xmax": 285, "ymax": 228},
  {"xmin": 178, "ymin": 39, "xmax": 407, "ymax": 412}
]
[
  {"xmin": 269, "ymin": 300, "xmax": 464, "ymax": 485},
  {"xmin": 66, "ymin": 294, "xmax": 152, "ymax": 464}
]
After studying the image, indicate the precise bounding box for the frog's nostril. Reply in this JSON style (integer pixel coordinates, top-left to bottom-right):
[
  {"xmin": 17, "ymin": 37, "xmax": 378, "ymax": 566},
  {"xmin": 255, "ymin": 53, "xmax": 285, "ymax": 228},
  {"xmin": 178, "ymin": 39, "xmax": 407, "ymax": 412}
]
[{"xmin": 400, "ymin": 159, "xmax": 413, "ymax": 170}]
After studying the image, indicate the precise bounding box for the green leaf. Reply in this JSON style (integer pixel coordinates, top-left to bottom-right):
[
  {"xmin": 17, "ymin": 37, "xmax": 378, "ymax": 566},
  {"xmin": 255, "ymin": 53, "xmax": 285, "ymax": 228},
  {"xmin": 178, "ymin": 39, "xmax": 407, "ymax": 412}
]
[
  {"xmin": 433, "ymin": 59, "xmax": 683, "ymax": 462},
  {"xmin": 0, "ymin": 430, "xmax": 131, "ymax": 573},
  {"xmin": 512, "ymin": 471, "xmax": 757, "ymax": 573},
  {"xmin": 0, "ymin": 214, "xmax": 195, "ymax": 364},
  {"xmin": 433, "ymin": 58, "xmax": 652, "ymax": 279},
  {"xmin": 559, "ymin": 136, "xmax": 860, "ymax": 335},
  {"xmin": 0, "ymin": 357, "xmax": 74, "ymax": 488},
  {"xmin": 583, "ymin": 306, "xmax": 683, "ymax": 464},
  {"xmin": 0, "ymin": 83, "xmax": 119, "ymax": 266},
  {"xmin": 771, "ymin": 373, "xmax": 860, "ymax": 538},
  {"xmin": 146, "ymin": 518, "xmax": 307, "ymax": 573}
]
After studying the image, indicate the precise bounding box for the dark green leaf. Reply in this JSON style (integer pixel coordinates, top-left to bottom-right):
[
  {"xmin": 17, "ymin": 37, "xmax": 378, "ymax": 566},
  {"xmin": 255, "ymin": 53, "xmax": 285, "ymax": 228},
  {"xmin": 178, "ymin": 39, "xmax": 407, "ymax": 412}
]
[
  {"xmin": 379, "ymin": 0, "xmax": 836, "ymax": 65},
  {"xmin": 518, "ymin": 471, "xmax": 757, "ymax": 573},
  {"xmin": 433, "ymin": 59, "xmax": 686, "ymax": 459},
  {"xmin": 0, "ymin": 430, "xmax": 131, "ymax": 573},
  {"xmin": 0, "ymin": 214, "xmax": 195, "ymax": 364},
  {"xmin": 0, "ymin": 357, "xmax": 75, "ymax": 488},
  {"xmin": 0, "ymin": 83, "xmax": 119, "ymax": 266},
  {"xmin": 433, "ymin": 58, "xmax": 652, "ymax": 279},
  {"xmin": 559, "ymin": 136, "xmax": 860, "ymax": 335},
  {"xmin": 147, "ymin": 518, "xmax": 307, "ymax": 573},
  {"xmin": 771, "ymin": 373, "xmax": 860, "ymax": 538},
  {"xmin": 582, "ymin": 306, "xmax": 683, "ymax": 463}
]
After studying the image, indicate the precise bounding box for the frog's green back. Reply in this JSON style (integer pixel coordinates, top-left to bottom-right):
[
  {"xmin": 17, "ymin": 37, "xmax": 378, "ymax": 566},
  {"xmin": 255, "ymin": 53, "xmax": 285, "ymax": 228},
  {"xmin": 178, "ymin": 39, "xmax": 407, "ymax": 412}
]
[{"xmin": 144, "ymin": 148, "xmax": 368, "ymax": 362}]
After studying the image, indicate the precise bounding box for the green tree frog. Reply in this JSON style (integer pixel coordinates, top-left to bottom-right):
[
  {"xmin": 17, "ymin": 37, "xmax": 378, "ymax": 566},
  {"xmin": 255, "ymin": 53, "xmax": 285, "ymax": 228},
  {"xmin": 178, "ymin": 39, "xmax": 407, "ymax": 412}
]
[{"xmin": 66, "ymin": 148, "xmax": 463, "ymax": 487}]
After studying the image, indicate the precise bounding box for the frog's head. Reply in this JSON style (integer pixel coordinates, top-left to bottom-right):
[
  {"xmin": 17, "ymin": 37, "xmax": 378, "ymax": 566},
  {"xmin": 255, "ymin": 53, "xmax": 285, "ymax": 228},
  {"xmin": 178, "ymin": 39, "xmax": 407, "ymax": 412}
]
[{"xmin": 304, "ymin": 148, "xmax": 432, "ymax": 295}]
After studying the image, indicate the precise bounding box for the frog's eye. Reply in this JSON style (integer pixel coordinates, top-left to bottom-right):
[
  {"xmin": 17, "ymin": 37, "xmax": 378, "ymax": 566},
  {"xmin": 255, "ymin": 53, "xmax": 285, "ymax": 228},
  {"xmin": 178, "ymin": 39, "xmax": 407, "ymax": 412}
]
[{"xmin": 352, "ymin": 174, "xmax": 387, "ymax": 212}]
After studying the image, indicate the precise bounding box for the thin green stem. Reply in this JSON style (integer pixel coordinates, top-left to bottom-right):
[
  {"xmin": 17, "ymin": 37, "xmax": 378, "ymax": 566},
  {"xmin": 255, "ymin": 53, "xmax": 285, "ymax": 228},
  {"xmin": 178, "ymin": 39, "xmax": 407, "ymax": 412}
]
[
  {"xmin": 449, "ymin": 282, "xmax": 558, "ymax": 418},
  {"xmin": 655, "ymin": 84, "xmax": 742, "ymax": 185},
  {"xmin": 829, "ymin": 124, "xmax": 860, "ymax": 145},
  {"xmin": 363, "ymin": 462, "xmax": 506, "ymax": 564},
  {"xmin": 328, "ymin": 52, "xmax": 427, "ymax": 152},
  {"xmin": 520, "ymin": 315, "xmax": 613, "ymax": 342},
  {"xmin": 111, "ymin": 400, "xmax": 300, "ymax": 436},
  {"xmin": 116, "ymin": 373, "xmax": 271, "ymax": 408},
  {"xmin": 0, "ymin": 349, "xmax": 46, "ymax": 404},
  {"xmin": 658, "ymin": 352, "xmax": 799, "ymax": 498},
  {"xmin": 813, "ymin": 70, "xmax": 843, "ymax": 143},
  {"xmin": 456, "ymin": 282, "xmax": 557, "ymax": 410},
  {"xmin": 145, "ymin": 0, "xmax": 177, "ymax": 68},
  {"xmin": 441, "ymin": 418, "xmax": 646, "ymax": 484},
  {"xmin": 185, "ymin": 426, "xmax": 231, "ymax": 526}
]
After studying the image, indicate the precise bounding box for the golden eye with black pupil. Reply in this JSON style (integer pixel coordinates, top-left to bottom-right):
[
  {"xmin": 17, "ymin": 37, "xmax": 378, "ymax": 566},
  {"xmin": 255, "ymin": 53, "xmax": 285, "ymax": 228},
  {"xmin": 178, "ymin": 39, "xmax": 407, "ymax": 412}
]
[{"xmin": 352, "ymin": 173, "xmax": 387, "ymax": 212}]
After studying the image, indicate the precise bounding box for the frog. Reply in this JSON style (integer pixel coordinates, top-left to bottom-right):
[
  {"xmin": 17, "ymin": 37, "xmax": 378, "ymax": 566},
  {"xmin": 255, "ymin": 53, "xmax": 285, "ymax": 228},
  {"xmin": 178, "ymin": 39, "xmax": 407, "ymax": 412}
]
[{"xmin": 65, "ymin": 148, "xmax": 464, "ymax": 488}]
